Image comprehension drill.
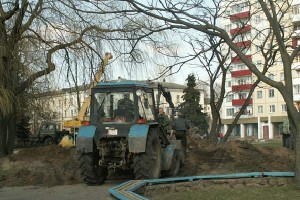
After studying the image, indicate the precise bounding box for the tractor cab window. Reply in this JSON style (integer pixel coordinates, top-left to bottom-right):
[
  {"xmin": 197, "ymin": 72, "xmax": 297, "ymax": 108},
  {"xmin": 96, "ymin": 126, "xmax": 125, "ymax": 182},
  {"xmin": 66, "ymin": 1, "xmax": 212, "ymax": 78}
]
[
  {"xmin": 93, "ymin": 92, "xmax": 135, "ymax": 123},
  {"xmin": 137, "ymin": 89, "xmax": 155, "ymax": 121}
]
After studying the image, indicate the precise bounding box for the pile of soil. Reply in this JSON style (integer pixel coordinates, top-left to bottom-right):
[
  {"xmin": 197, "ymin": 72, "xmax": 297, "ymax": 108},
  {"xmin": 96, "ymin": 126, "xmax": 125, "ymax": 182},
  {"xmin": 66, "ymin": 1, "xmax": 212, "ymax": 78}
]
[
  {"xmin": 180, "ymin": 138, "xmax": 295, "ymax": 176},
  {"xmin": 0, "ymin": 145, "xmax": 81, "ymax": 187},
  {"xmin": 0, "ymin": 138, "xmax": 295, "ymax": 187}
]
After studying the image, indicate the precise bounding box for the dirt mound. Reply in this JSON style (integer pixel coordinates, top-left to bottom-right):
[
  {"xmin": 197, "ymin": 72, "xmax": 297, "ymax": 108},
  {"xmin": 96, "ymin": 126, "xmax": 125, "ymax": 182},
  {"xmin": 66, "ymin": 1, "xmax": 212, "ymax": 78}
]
[
  {"xmin": 0, "ymin": 145, "xmax": 81, "ymax": 187},
  {"xmin": 179, "ymin": 139, "xmax": 295, "ymax": 176},
  {"xmin": 0, "ymin": 139, "xmax": 295, "ymax": 187}
]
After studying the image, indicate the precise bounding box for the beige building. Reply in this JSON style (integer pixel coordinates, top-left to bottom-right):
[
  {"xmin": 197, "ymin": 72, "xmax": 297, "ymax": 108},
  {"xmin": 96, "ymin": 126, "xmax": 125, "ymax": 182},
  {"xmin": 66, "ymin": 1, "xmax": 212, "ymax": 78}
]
[{"xmin": 220, "ymin": 0, "xmax": 300, "ymax": 139}]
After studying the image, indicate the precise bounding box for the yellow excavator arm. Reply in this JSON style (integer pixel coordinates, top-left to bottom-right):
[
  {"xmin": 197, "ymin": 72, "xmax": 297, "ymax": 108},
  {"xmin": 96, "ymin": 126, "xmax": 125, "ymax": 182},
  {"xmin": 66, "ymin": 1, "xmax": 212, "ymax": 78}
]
[{"xmin": 63, "ymin": 52, "xmax": 113, "ymax": 129}]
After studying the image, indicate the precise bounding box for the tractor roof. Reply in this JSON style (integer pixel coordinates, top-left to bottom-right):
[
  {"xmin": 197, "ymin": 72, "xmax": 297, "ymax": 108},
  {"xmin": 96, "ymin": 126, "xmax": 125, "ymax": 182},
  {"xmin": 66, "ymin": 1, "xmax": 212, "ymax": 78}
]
[{"xmin": 96, "ymin": 81, "xmax": 151, "ymax": 88}]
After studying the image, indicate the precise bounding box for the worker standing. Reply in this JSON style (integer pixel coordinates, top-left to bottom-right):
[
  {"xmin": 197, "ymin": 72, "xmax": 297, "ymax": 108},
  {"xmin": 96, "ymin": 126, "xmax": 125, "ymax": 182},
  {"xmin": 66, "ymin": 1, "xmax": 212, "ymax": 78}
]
[
  {"xmin": 171, "ymin": 112, "xmax": 190, "ymax": 156},
  {"xmin": 158, "ymin": 107, "xmax": 170, "ymax": 135}
]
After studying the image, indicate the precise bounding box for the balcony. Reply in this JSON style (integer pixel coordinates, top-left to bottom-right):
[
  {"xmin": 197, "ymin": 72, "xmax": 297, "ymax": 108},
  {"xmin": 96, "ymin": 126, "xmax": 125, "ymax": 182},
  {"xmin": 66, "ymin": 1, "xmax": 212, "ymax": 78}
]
[
  {"xmin": 292, "ymin": 38, "xmax": 300, "ymax": 47},
  {"xmin": 232, "ymin": 98, "xmax": 253, "ymax": 106},
  {"xmin": 232, "ymin": 84, "xmax": 253, "ymax": 92},
  {"xmin": 231, "ymin": 69, "xmax": 252, "ymax": 77},
  {"xmin": 293, "ymin": 77, "xmax": 300, "ymax": 85},
  {"xmin": 235, "ymin": 40, "xmax": 251, "ymax": 48},
  {"xmin": 292, "ymin": 63, "xmax": 300, "ymax": 70},
  {"xmin": 230, "ymin": 25, "xmax": 251, "ymax": 35},
  {"xmin": 292, "ymin": 30, "xmax": 300, "ymax": 38},
  {"xmin": 230, "ymin": 11, "xmax": 250, "ymax": 21},
  {"xmin": 231, "ymin": 55, "xmax": 252, "ymax": 63},
  {"xmin": 294, "ymin": 94, "xmax": 300, "ymax": 102},
  {"xmin": 292, "ymin": 14, "xmax": 300, "ymax": 23}
]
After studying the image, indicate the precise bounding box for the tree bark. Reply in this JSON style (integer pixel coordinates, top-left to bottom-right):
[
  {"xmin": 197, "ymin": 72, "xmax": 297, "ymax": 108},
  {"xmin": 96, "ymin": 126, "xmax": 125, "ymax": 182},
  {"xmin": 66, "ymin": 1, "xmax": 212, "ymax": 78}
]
[{"xmin": 0, "ymin": 117, "xmax": 9, "ymax": 157}]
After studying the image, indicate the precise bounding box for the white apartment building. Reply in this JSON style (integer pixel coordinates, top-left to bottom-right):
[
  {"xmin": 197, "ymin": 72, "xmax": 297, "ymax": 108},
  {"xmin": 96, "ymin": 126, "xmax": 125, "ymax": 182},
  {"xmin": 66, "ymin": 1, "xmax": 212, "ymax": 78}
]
[{"xmin": 220, "ymin": 0, "xmax": 300, "ymax": 139}]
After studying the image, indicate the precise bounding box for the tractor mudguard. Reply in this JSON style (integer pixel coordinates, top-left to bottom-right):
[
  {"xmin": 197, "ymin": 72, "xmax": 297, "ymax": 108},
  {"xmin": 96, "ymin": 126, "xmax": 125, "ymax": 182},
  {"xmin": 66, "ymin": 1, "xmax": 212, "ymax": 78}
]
[
  {"xmin": 76, "ymin": 125, "xmax": 96, "ymax": 153},
  {"xmin": 162, "ymin": 144, "xmax": 176, "ymax": 170},
  {"xmin": 128, "ymin": 124, "xmax": 150, "ymax": 153}
]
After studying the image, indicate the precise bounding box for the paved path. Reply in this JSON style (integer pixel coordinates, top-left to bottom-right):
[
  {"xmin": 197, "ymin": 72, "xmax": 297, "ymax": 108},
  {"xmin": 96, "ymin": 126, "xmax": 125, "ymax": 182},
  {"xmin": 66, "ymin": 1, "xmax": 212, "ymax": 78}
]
[{"xmin": 0, "ymin": 181, "xmax": 121, "ymax": 200}]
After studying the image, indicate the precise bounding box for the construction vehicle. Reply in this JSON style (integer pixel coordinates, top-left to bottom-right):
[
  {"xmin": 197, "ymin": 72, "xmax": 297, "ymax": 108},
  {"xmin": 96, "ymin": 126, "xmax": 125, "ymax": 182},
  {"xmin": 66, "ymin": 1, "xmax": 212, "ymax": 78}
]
[
  {"xmin": 76, "ymin": 81, "xmax": 184, "ymax": 185},
  {"xmin": 38, "ymin": 122, "xmax": 70, "ymax": 145},
  {"xmin": 63, "ymin": 52, "xmax": 113, "ymax": 134}
]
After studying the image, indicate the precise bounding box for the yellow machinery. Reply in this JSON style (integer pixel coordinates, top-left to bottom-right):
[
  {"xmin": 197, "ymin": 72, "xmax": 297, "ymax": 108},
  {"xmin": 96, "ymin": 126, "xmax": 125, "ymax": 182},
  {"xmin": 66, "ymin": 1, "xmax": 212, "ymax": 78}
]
[{"xmin": 63, "ymin": 52, "xmax": 113, "ymax": 133}]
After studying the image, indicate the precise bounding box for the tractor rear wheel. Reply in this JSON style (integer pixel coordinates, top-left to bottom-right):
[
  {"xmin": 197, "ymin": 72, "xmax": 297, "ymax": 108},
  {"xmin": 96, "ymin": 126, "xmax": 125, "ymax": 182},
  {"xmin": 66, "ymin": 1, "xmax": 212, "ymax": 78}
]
[
  {"xmin": 133, "ymin": 129, "xmax": 162, "ymax": 179},
  {"xmin": 168, "ymin": 149, "xmax": 180, "ymax": 177},
  {"xmin": 78, "ymin": 152, "xmax": 108, "ymax": 185}
]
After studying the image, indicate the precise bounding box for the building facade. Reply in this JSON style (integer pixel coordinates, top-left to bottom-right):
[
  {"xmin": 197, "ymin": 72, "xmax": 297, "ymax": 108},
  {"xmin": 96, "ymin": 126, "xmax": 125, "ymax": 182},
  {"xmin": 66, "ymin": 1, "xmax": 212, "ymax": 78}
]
[{"xmin": 220, "ymin": 0, "xmax": 300, "ymax": 139}]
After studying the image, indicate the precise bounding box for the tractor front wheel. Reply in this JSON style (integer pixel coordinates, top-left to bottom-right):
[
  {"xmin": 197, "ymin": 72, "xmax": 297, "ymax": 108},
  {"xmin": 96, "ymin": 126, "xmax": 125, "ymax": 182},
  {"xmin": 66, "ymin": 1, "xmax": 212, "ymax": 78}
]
[
  {"xmin": 133, "ymin": 129, "xmax": 162, "ymax": 179},
  {"xmin": 78, "ymin": 152, "xmax": 108, "ymax": 185}
]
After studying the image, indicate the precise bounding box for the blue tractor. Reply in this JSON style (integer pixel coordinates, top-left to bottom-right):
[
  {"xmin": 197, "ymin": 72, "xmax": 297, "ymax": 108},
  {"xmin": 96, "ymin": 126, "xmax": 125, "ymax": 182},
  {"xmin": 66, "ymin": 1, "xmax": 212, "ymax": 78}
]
[{"xmin": 76, "ymin": 81, "xmax": 183, "ymax": 185}]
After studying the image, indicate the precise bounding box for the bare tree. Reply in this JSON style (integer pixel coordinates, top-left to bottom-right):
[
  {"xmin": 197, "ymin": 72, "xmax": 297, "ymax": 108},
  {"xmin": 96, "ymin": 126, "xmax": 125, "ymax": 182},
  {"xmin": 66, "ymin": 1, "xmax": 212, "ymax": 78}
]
[
  {"xmin": 120, "ymin": 0, "xmax": 300, "ymax": 183},
  {"xmin": 0, "ymin": 0, "xmax": 156, "ymax": 156}
]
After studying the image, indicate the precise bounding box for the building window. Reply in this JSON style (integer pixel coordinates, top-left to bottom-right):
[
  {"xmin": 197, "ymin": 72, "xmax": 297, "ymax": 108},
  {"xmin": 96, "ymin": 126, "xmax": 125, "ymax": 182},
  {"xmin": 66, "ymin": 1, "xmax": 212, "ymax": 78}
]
[
  {"xmin": 281, "ymin": 104, "xmax": 287, "ymax": 112},
  {"xmin": 237, "ymin": 78, "xmax": 248, "ymax": 85},
  {"xmin": 268, "ymin": 73, "xmax": 275, "ymax": 80},
  {"xmin": 239, "ymin": 93, "xmax": 247, "ymax": 99},
  {"xmin": 256, "ymin": 46, "xmax": 260, "ymax": 52},
  {"xmin": 241, "ymin": 47, "xmax": 249, "ymax": 54},
  {"xmin": 280, "ymin": 72, "xmax": 284, "ymax": 81},
  {"xmin": 70, "ymin": 98, "xmax": 73, "ymax": 105},
  {"xmin": 256, "ymin": 60, "xmax": 262, "ymax": 68},
  {"xmin": 237, "ymin": 64, "xmax": 245, "ymax": 70},
  {"xmin": 227, "ymin": 81, "xmax": 231, "ymax": 87},
  {"xmin": 225, "ymin": 24, "xmax": 232, "ymax": 32},
  {"xmin": 293, "ymin": 5, "xmax": 300, "ymax": 14},
  {"xmin": 269, "ymin": 89, "xmax": 275, "ymax": 97},
  {"xmin": 257, "ymin": 91, "xmax": 263, "ymax": 99},
  {"xmin": 254, "ymin": 15, "xmax": 261, "ymax": 24},
  {"xmin": 295, "ymin": 85, "xmax": 300, "ymax": 94},
  {"xmin": 269, "ymin": 105, "xmax": 275, "ymax": 113},
  {"xmin": 294, "ymin": 55, "xmax": 300, "ymax": 63},
  {"xmin": 258, "ymin": 105, "xmax": 263, "ymax": 114},
  {"xmin": 176, "ymin": 95, "xmax": 180, "ymax": 103},
  {"xmin": 226, "ymin": 108, "xmax": 234, "ymax": 116},
  {"xmin": 227, "ymin": 94, "xmax": 234, "ymax": 102}
]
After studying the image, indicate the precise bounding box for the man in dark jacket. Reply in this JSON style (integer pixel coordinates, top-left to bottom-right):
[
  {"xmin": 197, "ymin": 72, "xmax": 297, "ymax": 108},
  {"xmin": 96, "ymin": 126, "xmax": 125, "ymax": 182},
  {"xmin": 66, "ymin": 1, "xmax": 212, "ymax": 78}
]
[{"xmin": 171, "ymin": 112, "xmax": 190, "ymax": 156}]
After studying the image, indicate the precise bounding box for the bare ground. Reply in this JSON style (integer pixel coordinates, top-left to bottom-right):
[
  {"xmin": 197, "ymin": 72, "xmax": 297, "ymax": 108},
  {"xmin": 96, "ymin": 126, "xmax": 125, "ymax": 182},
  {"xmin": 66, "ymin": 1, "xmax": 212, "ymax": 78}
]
[{"xmin": 0, "ymin": 138, "xmax": 295, "ymax": 188}]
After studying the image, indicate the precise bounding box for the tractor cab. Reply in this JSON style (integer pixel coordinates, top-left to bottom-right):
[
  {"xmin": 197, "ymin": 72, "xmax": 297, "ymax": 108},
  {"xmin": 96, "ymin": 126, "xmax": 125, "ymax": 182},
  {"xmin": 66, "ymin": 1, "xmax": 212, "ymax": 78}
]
[{"xmin": 90, "ymin": 82, "xmax": 156, "ymax": 135}]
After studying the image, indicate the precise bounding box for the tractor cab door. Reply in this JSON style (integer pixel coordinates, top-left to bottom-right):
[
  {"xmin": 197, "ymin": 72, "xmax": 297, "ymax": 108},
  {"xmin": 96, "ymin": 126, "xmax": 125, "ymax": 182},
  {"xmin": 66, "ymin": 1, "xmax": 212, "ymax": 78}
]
[{"xmin": 136, "ymin": 88, "xmax": 156, "ymax": 123}]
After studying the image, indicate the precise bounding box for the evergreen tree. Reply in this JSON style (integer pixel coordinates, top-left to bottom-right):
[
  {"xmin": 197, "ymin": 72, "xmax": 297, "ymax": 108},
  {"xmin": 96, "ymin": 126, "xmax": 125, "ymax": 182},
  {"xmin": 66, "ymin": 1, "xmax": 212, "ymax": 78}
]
[
  {"xmin": 16, "ymin": 94, "xmax": 31, "ymax": 141},
  {"xmin": 179, "ymin": 74, "xmax": 208, "ymax": 134}
]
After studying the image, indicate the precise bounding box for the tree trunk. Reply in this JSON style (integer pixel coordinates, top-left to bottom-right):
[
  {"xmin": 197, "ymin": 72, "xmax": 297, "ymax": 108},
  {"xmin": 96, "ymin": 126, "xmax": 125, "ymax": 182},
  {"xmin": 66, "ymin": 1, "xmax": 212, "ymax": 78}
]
[
  {"xmin": 295, "ymin": 127, "xmax": 300, "ymax": 185},
  {"xmin": 0, "ymin": 109, "xmax": 17, "ymax": 157},
  {"xmin": 0, "ymin": 117, "xmax": 9, "ymax": 157}
]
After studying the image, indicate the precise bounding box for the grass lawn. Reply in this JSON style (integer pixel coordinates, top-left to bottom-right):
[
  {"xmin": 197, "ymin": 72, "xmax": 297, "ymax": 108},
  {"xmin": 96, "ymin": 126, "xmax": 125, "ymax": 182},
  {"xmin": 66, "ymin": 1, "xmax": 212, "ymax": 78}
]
[
  {"xmin": 151, "ymin": 185, "xmax": 300, "ymax": 200},
  {"xmin": 251, "ymin": 139, "xmax": 283, "ymax": 148}
]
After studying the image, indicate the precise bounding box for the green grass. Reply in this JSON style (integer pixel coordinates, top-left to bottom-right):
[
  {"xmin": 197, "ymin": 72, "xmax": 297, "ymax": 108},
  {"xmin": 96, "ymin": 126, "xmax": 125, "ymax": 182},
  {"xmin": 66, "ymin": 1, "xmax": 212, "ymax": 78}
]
[
  {"xmin": 252, "ymin": 139, "xmax": 283, "ymax": 148},
  {"xmin": 151, "ymin": 185, "xmax": 300, "ymax": 200}
]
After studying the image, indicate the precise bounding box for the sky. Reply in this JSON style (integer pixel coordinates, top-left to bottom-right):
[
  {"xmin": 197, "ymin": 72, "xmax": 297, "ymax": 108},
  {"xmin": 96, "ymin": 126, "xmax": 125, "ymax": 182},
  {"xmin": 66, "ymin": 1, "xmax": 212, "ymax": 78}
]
[
  {"xmin": 50, "ymin": 0, "xmax": 213, "ymax": 89},
  {"xmin": 105, "ymin": 56, "xmax": 209, "ymax": 86}
]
